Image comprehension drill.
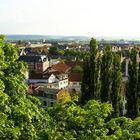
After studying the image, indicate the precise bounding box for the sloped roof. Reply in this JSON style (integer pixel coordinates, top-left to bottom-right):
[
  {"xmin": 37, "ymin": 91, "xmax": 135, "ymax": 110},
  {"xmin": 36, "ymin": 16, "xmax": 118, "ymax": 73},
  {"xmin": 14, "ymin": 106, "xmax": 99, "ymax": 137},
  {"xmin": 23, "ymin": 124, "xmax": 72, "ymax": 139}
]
[
  {"xmin": 69, "ymin": 73, "xmax": 82, "ymax": 82},
  {"xmin": 36, "ymin": 86, "xmax": 60, "ymax": 95},
  {"xmin": 64, "ymin": 61, "xmax": 83, "ymax": 69},
  {"xmin": 29, "ymin": 72, "xmax": 54, "ymax": 79},
  {"xmin": 29, "ymin": 73, "xmax": 43, "ymax": 79},
  {"xmin": 19, "ymin": 55, "xmax": 47, "ymax": 63},
  {"xmin": 52, "ymin": 63, "xmax": 71, "ymax": 73},
  {"xmin": 24, "ymin": 47, "xmax": 32, "ymax": 53}
]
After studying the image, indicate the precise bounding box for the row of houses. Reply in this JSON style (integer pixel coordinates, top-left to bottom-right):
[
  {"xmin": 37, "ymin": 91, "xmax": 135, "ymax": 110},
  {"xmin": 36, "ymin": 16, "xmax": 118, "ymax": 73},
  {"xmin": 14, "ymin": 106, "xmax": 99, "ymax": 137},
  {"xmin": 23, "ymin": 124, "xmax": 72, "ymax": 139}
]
[
  {"xmin": 19, "ymin": 54, "xmax": 83, "ymax": 107},
  {"xmin": 18, "ymin": 42, "xmax": 135, "ymax": 56}
]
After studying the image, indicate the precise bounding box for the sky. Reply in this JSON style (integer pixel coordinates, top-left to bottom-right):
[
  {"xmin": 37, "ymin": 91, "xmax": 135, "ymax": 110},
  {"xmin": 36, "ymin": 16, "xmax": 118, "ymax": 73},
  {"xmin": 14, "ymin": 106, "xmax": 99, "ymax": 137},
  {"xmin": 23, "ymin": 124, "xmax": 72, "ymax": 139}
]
[{"xmin": 0, "ymin": 0, "xmax": 140, "ymax": 38}]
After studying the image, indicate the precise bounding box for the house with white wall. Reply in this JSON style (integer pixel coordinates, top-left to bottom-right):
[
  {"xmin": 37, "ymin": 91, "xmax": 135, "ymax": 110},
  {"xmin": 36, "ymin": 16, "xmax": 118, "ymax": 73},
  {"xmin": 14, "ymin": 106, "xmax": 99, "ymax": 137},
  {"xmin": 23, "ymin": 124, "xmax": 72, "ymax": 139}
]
[{"xmin": 29, "ymin": 71, "xmax": 68, "ymax": 90}]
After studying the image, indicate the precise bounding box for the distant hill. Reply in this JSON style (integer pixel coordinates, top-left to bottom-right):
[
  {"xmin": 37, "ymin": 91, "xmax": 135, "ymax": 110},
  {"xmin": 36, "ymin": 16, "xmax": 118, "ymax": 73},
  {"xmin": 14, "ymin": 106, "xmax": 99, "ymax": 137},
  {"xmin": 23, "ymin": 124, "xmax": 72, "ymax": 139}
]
[
  {"xmin": 5, "ymin": 35, "xmax": 140, "ymax": 42},
  {"xmin": 5, "ymin": 35, "xmax": 90, "ymax": 41},
  {"xmin": 6, "ymin": 35, "xmax": 45, "ymax": 40}
]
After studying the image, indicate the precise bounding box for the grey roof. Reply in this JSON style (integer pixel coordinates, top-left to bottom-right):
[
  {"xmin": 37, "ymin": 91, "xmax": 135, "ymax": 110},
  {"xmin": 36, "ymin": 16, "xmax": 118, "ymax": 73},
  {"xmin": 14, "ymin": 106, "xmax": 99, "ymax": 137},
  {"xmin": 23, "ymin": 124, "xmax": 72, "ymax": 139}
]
[
  {"xmin": 19, "ymin": 55, "xmax": 48, "ymax": 63},
  {"xmin": 36, "ymin": 87, "xmax": 59, "ymax": 95},
  {"xmin": 24, "ymin": 48, "xmax": 32, "ymax": 53}
]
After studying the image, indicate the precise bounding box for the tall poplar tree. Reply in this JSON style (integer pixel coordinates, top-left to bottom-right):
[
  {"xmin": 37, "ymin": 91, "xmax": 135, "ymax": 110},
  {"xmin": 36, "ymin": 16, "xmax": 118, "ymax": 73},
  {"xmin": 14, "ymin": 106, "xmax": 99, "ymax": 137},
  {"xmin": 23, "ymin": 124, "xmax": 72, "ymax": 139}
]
[
  {"xmin": 127, "ymin": 48, "xmax": 139, "ymax": 119},
  {"xmin": 137, "ymin": 61, "xmax": 140, "ymax": 116},
  {"xmin": 81, "ymin": 58, "xmax": 91, "ymax": 104},
  {"xmin": 111, "ymin": 54, "xmax": 122, "ymax": 117},
  {"xmin": 89, "ymin": 38, "xmax": 101, "ymax": 99},
  {"xmin": 81, "ymin": 38, "xmax": 100, "ymax": 104},
  {"xmin": 100, "ymin": 44, "xmax": 113, "ymax": 102},
  {"xmin": 126, "ymin": 48, "xmax": 140, "ymax": 119}
]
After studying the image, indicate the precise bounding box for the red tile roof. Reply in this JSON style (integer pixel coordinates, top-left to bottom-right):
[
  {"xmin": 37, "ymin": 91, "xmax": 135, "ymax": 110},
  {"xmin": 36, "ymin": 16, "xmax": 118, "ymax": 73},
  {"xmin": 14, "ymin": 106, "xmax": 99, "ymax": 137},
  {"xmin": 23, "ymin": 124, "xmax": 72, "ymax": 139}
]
[
  {"xmin": 52, "ymin": 63, "xmax": 71, "ymax": 73},
  {"xmin": 44, "ymin": 68, "xmax": 64, "ymax": 75},
  {"xmin": 29, "ymin": 69, "xmax": 67, "ymax": 80},
  {"xmin": 69, "ymin": 73, "xmax": 82, "ymax": 82},
  {"xmin": 64, "ymin": 61, "xmax": 83, "ymax": 69}
]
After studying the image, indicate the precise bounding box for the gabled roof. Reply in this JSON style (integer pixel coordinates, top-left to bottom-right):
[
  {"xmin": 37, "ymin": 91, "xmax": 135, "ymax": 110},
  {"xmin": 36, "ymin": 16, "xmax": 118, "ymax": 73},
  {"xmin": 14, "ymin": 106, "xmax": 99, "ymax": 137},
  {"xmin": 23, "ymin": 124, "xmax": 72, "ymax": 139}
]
[
  {"xmin": 36, "ymin": 86, "xmax": 60, "ymax": 95},
  {"xmin": 29, "ymin": 73, "xmax": 43, "ymax": 79},
  {"xmin": 19, "ymin": 55, "xmax": 48, "ymax": 63},
  {"xmin": 44, "ymin": 68, "xmax": 63, "ymax": 75},
  {"xmin": 52, "ymin": 63, "xmax": 71, "ymax": 73},
  {"xmin": 29, "ymin": 73, "xmax": 54, "ymax": 79},
  {"xmin": 24, "ymin": 47, "xmax": 32, "ymax": 53},
  {"xmin": 69, "ymin": 73, "xmax": 82, "ymax": 82},
  {"xmin": 64, "ymin": 61, "xmax": 83, "ymax": 69},
  {"xmin": 29, "ymin": 70, "xmax": 68, "ymax": 81}
]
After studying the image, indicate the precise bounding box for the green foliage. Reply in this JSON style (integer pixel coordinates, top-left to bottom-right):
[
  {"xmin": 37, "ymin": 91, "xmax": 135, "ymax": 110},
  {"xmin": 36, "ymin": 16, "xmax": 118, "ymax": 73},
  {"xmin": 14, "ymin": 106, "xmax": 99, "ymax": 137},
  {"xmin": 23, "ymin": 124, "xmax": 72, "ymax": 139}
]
[
  {"xmin": 89, "ymin": 38, "xmax": 101, "ymax": 100},
  {"xmin": 0, "ymin": 36, "xmax": 140, "ymax": 139},
  {"xmin": 81, "ymin": 39, "xmax": 123, "ymax": 118},
  {"xmin": 47, "ymin": 100, "xmax": 140, "ymax": 139},
  {"xmin": 111, "ymin": 54, "xmax": 122, "ymax": 117},
  {"xmin": 121, "ymin": 59, "xmax": 126, "ymax": 75},
  {"xmin": 64, "ymin": 49, "xmax": 89, "ymax": 60},
  {"xmin": 99, "ymin": 45, "xmax": 123, "ymax": 117},
  {"xmin": 49, "ymin": 46, "xmax": 58, "ymax": 55},
  {"xmin": 58, "ymin": 50, "xmax": 65, "ymax": 56},
  {"xmin": 81, "ymin": 38, "xmax": 101, "ymax": 104},
  {"xmin": 100, "ymin": 44, "xmax": 113, "ymax": 102},
  {"xmin": 127, "ymin": 48, "xmax": 140, "ymax": 119},
  {"xmin": 72, "ymin": 65, "xmax": 83, "ymax": 73},
  {"xmin": 0, "ymin": 37, "xmax": 50, "ymax": 139},
  {"xmin": 0, "ymin": 35, "xmax": 5, "ymax": 42},
  {"xmin": 81, "ymin": 58, "xmax": 91, "ymax": 104}
]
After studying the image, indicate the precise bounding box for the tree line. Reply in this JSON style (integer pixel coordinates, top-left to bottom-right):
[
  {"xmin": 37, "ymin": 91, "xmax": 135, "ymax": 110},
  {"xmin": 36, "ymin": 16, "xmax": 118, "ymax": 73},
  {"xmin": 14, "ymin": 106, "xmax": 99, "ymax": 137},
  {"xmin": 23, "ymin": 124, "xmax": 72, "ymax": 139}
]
[{"xmin": 81, "ymin": 38, "xmax": 140, "ymax": 119}]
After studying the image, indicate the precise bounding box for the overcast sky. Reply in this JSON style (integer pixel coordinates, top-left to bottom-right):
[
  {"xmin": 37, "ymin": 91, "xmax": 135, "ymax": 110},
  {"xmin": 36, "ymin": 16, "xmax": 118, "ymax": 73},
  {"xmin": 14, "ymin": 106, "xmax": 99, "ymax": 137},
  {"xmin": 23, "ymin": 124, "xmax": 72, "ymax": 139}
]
[{"xmin": 0, "ymin": 0, "xmax": 140, "ymax": 37}]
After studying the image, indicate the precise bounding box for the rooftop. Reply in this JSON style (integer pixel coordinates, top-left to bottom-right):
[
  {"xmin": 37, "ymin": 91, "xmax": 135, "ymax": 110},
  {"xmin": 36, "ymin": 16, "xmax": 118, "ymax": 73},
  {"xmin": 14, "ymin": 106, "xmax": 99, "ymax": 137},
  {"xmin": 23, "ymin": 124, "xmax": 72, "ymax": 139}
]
[
  {"xmin": 19, "ymin": 55, "xmax": 48, "ymax": 63},
  {"xmin": 69, "ymin": 73, "xmax": 82, "ymax": 82},
  {"xmin": 52, "ymin": 62, "xmax": 71, "ymax": 73}
]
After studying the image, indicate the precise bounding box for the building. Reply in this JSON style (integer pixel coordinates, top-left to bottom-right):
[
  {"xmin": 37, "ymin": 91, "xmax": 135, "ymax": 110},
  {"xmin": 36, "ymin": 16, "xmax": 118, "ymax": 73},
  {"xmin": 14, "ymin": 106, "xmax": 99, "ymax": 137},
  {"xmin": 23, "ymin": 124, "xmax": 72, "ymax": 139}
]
[
  {"xmin": 29, "ymin": 71, "xmax": 69, "ymax": 90},
  {"xmin": 31, "ymin": 86, "xmax": 70, "ymax": 107},
  {"xmin": 68, "ymin": 73, "xmax": 82, "ymax": 93},
  {"xmin": 19, "ymin": 55, "xmax": 49, "ymax": 73},
  {"xmin": 51, "ymin": 62, "xmax": 71, "ymax": 73},
  {"xmin": 111, "ymin": 46, "xmax": 121, "ymax": 52}
]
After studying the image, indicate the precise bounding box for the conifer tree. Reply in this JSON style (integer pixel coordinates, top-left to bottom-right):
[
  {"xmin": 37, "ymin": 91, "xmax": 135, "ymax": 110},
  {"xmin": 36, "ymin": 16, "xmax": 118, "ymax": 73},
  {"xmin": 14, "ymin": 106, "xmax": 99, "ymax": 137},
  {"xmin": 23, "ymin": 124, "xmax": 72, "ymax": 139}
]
[
  {"xmin": 100, "ymin": 44, "xmax": 113, "ymax": 102},
  {"xmin": 81, "ymin": 38, "xmax": 100, "ymax": 104},
  {"xmin": 137, "ymin": 61, "xmax": 140, "ymax": 116},
  {"xmin": 89, "ymin": 38, "xmax": 101, "ymax": 99},
  {"xmin": 111, "ymin": 54, "xmax": 122, "ymax": 117},
  {"xmin": 127, "ymin": 48, "xmax": 139, "ymax": 119},
  {"xmin": 81, "ymin": 58, "xmax": 91, "ymax": 104}
]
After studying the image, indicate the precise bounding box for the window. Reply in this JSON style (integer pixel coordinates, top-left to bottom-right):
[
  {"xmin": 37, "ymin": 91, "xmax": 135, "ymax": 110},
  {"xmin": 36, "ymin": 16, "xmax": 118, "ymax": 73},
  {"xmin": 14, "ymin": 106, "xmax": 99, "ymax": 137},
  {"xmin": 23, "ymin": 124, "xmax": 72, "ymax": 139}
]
[
  {"xmin": 50, "ymin": 102, "xmax": 54, "ymax": 106},
  {"xmin": 43, "ymin": 101, "xmax": 47, "ymax": 106},
  {"xmin": 73, "ymin": 82, "xmax": 77, "ymax": 85},
  {"xmin": 51, "ymin": 95, "xmax": 55, "ymax": 99},
  {"xmin": 43, "ymin": 93, "xmax": 47, "ymax": 97}
]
